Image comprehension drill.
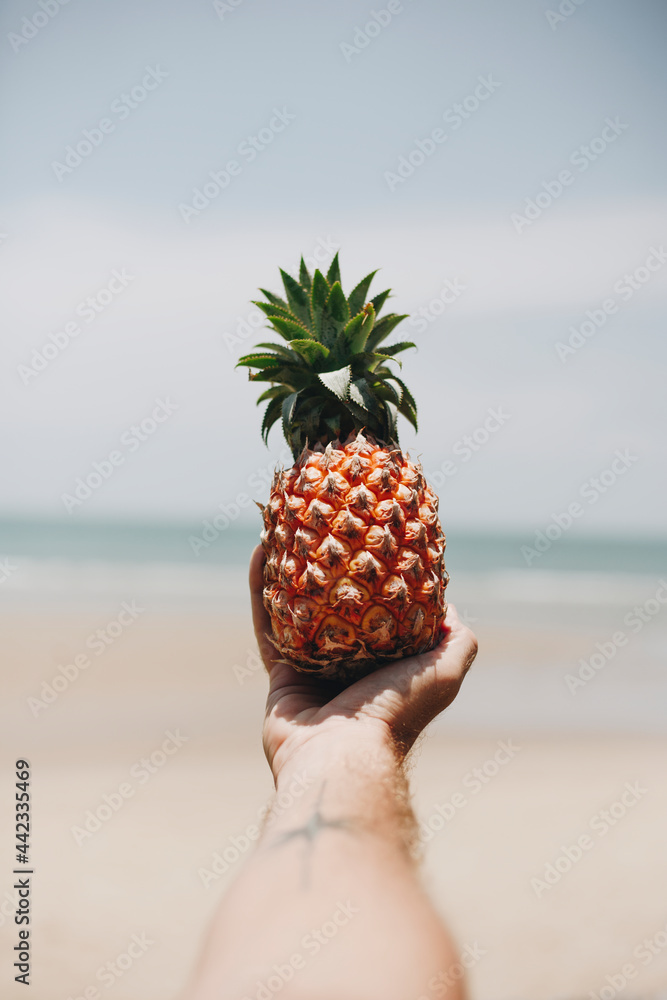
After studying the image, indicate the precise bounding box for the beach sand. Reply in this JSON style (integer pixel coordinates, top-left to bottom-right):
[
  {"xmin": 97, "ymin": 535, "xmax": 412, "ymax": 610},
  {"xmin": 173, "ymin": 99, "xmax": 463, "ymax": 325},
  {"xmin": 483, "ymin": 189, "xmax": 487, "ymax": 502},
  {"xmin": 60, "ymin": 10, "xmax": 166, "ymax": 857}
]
[{"xmin": 1, "ymin": 607, "xmax": 666, "ymax": 1000}]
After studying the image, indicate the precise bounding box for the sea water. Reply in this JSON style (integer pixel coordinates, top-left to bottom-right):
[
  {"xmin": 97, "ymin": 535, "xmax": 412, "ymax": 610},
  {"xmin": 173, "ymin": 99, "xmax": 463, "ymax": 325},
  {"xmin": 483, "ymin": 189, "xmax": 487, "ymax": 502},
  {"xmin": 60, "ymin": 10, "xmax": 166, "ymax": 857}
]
[{"xmin": 1, "ymin": 517, "xmax": 665, "ymax": 734}]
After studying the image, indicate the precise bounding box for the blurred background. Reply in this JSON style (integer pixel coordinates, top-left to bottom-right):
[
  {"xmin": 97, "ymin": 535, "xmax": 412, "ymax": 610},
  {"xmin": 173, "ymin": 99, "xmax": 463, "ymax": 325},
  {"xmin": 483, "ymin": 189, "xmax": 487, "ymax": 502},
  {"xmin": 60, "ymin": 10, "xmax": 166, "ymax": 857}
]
[{"xmin": 1, "ymin": 0, "xmax": 666, "ymax": 997}]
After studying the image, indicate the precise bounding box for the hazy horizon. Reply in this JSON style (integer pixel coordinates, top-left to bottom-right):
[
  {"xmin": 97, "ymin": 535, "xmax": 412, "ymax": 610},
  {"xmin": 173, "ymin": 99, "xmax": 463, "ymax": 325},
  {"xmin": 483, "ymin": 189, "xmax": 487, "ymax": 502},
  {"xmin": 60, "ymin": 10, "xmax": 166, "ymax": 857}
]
[{"xmin": 1, "ymin": 0, "xmax": 665, "ymax": 534}]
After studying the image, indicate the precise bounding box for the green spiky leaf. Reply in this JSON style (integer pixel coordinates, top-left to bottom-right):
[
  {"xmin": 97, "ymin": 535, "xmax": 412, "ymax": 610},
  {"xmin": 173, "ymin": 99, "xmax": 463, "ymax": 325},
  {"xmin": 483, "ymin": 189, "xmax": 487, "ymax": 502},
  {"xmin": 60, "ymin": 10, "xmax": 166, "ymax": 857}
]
[
  {"xmin": 259, "ymin": 288, "xmax": 289, "ymax": 310},
  {"xmin": 385, "ymin": 401, "xmax": 398, "ymax": 440},
  {"xmin": 239, "ymin": 254, "xmax": 427, "ymax": 456},
  {"xmin": 318, "ymin": 365, "xmax": 351, "ymax": 401},
  {"xmin": 299, "ymin": 257, "xmax": 312, "ymax": 291},
  {"xmin": 365, "ymin": 314, "xmax": 409, "ymax": 351},
  {"xmin": 334, "ymin": 313, "xmax": 364, "ymax": 359},
  {"xmin": 373, "ymin": 380, "xmax": 401, "ymax": 406},
  {"xmin": 261, "ymin": 395, "xmax": 284, "ymax": 442},
  {"xmin": 268, "ymin": 316, "xmax": 314, "ymax": 342},
  {"xmin": 236, "ymin": 352, "xmax": 283, "ymax": 368},
  {"xmin": 310, "ymin": 269, "xmax": 330, "ymax": 336},
  {"xmin": 249, "ymin": 365, "xmax": 310, "ymax": 387},
  {"xmin": 397, "ymin": 393, "xmax": 418, "ymax": 430},
  {"xmin": 326, "ymin": 282, "xmax": 349, "ymax": 325},
  {"xmin": 253, "ymin": 342, "xmax": 299, "ymax": 361},
  {"xmin": 387, "ymin": 375, "xmax": 417, "ymax": 411},
  {"xmin": 280, "ymin": 269, "xmax": 311, "ymax": 326},
  {"xmin": 326, "ymin": 252, "xmax": 341, "ymax": 286},
  {"xmin": 356, "ymin": 303, "xmax": 376, "ymax": 352},
  {"xmin": 352, "ymin": 350, "xmax": 400, "ymax": 374},
  {"xmin": 289, "ymin": 339, "xmax": 330, "ymax": 366},
  {"xmin": 313, "ymin": 282, "xmax": 349, "ymax": 350},
  {"xmin": 398, "ymin": 395, "xmax": 418, "ymax": 431},
  {"xmin": 382, "ymin": 375, "xmax": 418, "ymax": 430},
  {"xmin": 348, "ymin": 271, "xmax": 378, "ymax": 316},
  {"xmin": 252, "ymin": 300, "xmax": 295, "ymax": 323},
  {"xmin": 281, "ymin": 391, "xmax": 300, "ymax": 441},
  {"xmin": 256, "ymin": 385, "xmax": 291, "ymax": 404},
  {"xmin": 343, "ymin": 397, "xmax": 373, "ymax": 426},
  {"xmin": 374, "ymin": 341, "xmax": 416, "ymax": 357},
  {"xmin": 349, "ymin": 378, "xmax": 380, "ymax": 416},
  {"xmin": 370, "ymin": 289, "xmax": 391, "ymax": 316}
]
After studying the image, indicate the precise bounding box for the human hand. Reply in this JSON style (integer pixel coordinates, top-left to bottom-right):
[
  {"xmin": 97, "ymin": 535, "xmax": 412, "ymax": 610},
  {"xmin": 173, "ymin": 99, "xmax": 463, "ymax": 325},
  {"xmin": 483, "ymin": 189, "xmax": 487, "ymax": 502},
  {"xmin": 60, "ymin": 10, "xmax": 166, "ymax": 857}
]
[{"xmin": 249, "ymin": 546, "xmax": 478, "ymax": 782}]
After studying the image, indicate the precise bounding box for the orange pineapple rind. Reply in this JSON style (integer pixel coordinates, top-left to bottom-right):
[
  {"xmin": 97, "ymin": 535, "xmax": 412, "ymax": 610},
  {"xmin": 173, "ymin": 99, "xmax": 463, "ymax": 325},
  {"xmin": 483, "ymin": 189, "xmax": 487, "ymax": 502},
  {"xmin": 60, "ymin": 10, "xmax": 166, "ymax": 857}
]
[{"xmin": 261, "ymin": 431, "xmax": 446, "ymax": 680}]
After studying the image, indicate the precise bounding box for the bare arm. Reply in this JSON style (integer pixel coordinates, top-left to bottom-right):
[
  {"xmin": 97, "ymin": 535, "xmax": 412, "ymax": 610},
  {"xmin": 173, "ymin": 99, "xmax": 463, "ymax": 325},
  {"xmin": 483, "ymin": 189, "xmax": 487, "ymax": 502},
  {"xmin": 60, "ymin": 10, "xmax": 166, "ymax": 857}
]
[{"xmin": 183, "ymin": 546, "xmax": 478, "ymax": 1000}]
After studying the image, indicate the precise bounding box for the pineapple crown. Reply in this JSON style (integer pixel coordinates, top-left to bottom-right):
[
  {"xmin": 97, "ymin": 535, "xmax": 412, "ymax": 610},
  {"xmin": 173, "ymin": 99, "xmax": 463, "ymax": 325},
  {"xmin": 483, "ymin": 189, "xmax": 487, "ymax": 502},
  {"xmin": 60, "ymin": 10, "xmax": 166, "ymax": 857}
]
[{"xmin": 236, "ymin": 253, "xmax": 417, "ymax": 460}]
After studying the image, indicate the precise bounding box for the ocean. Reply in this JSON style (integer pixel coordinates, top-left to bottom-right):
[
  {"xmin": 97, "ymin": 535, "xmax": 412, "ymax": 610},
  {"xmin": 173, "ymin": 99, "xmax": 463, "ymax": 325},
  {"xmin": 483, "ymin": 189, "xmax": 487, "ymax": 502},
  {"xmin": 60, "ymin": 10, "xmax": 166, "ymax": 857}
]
[
  {"xmin": 1, "ymin": 517, "xmax": 665, "ymax": 733},
  {"xmin": 2, "ymin": 515, "xmax": 667, "ymax": 569},
  {"xmin": 0, "ymin": 515, "xmax": 665, "ymax": 606}
]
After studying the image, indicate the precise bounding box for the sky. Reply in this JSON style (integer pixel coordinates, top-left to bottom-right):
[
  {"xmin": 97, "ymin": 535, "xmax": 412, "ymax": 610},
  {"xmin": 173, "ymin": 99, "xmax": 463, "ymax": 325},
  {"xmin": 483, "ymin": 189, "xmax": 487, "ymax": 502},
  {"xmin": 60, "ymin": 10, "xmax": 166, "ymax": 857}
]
[{"xmin": 1, "ymin": 0, "xmax": 666, "ymax": 534}]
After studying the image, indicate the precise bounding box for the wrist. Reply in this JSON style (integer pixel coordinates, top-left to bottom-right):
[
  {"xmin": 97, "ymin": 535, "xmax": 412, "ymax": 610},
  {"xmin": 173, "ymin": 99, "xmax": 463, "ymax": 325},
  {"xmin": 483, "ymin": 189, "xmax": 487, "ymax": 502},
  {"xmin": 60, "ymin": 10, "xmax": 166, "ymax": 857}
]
[
  {"xmin": 271, "ymin": 718, "xmax": 399, "ymax": 790},
  {"xmin": 262, "ymin": 724, "xmax": 416, "ymax": 855}
]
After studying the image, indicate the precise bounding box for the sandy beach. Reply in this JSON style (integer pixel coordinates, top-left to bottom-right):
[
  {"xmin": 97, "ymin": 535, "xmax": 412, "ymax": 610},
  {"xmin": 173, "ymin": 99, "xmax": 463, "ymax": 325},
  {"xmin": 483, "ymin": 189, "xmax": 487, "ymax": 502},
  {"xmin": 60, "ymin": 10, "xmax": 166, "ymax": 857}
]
[
  {"xmin": 1, "ymin": 596, "xmax": 666, "ymax": 1000},
  {"xmin": 3, "ymin": 0, "xmax": 667, "ymax": 992}
]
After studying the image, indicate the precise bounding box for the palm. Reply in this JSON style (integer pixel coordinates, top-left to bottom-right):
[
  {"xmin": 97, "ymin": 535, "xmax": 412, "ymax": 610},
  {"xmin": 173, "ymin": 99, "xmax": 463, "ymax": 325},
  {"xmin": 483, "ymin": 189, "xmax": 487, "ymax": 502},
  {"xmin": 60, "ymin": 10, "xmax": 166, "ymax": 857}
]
[{"xmin": 249, "ymin": 546, "xmax": 478, "ymax": 773}]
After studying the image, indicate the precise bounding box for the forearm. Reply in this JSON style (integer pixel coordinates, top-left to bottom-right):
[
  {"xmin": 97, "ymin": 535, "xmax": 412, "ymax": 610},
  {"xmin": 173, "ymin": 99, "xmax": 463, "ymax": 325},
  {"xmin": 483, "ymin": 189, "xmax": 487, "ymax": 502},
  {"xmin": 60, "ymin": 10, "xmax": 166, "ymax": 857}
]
[{"xmin": 185, "ymin": 733, "xmax": 465, "ymax": 1000}]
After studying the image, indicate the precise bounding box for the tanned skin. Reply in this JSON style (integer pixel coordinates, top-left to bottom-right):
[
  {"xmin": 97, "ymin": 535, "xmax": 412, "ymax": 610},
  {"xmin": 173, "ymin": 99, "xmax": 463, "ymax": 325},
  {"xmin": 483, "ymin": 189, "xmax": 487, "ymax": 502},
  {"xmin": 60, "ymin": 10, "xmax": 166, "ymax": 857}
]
[{"xmin": 182, "ymin": 545, "xmax": 478, "ymax": 1000}]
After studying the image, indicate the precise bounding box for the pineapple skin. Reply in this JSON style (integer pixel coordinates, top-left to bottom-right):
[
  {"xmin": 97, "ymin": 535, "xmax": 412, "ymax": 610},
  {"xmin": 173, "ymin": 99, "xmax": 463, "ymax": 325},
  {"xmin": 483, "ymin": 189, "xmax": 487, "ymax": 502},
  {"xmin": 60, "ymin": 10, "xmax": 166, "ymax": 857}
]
[{"xmin": 261, "ymin": 432, "xmax": 448, "ymax": 681}]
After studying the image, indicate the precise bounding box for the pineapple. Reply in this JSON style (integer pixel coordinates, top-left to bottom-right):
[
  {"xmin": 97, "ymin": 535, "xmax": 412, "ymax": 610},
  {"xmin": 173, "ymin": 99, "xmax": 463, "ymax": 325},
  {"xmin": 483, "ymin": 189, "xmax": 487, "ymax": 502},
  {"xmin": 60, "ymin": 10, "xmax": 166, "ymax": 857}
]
[{"xmin": 237, "ymin": 253, "xmax": 448, "ymax": 681}]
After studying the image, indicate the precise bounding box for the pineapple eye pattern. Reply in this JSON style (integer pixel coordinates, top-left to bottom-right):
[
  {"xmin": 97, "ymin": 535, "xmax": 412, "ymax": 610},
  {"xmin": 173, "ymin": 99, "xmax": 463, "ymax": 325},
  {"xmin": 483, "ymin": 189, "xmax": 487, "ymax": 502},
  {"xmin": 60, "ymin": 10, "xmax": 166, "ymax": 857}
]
[{"xmin": 238, "ymin": 255, "xmax": 447, "ymax": 680}]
